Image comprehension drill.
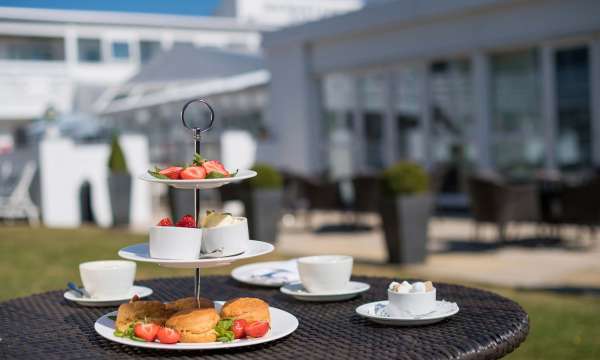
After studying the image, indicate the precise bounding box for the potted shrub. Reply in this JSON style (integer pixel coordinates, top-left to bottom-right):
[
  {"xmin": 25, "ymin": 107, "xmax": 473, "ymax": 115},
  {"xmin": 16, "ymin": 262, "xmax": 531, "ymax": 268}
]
[
  {"xmin": 379, "ymin": 162, "xmax": 433, "ymax": 264},
  {"xmin": 243, "ymin": 163, "xmax": 283, "ymax": 244},
  {"xmin": 107, "ymin": 134, "xmax": 132, "ymax": 226}
]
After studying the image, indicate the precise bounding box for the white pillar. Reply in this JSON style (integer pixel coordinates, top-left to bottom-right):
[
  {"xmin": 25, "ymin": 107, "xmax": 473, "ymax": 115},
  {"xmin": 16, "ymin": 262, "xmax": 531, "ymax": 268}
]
[
  {"xmin": 541, "ymin": 44, "xmax": 557, "ymax": 172},
  {"xmin": 64, "ymin": 27, "xmax": 78, "ymax": 69},
  {"xmin": 352, "ymin": 75, "xmax": 365, "ymax": 172},
  {"xmin": 472, "ymin": 51, "xmax": 492, "ymax": 171},
  {"xmin": 591, "ymin": 39, "xmax": 600, "ymax": 166},
  {"xmin": 419, "ymin": 62, "xmax": 432, "ymax": 169},
  {"xmin": 383, "ymin": 70, "xmax": 397, "ymax": 166}
]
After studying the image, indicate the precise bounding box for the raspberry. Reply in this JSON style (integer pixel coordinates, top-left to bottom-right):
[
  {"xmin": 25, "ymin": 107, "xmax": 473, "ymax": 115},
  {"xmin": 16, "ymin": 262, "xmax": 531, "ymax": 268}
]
[
  {"xmin": 157, "ymin": 217, "xmax": 173, "ymax": 226},
  {"xmin": 176, "ymin": 214, "xmax": 196, "ymax": 228}
]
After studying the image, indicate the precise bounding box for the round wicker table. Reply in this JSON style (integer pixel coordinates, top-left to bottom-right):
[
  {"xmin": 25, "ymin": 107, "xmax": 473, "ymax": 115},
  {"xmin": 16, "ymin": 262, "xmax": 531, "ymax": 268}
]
[{"xmin": 0, "ymin": 276, "xmax": 528, "ymax": 359}]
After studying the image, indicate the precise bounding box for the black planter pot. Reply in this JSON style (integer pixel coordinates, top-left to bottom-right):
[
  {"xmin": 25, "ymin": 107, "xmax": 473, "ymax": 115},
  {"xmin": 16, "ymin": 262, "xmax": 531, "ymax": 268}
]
[
  {"xmin": 244, "ymin": 189, "xmax": 283, "ymax": 244},
  {"xmin": 380, "ymin": 193, "xmax": 433, "ymax": 264},
  {"xmin": 108, "ymin": 173, "xmax": 132, "ymax": 226},
  {"xmin": 168, "ymin": 187, "xmax": 195, "ymax": 221}
]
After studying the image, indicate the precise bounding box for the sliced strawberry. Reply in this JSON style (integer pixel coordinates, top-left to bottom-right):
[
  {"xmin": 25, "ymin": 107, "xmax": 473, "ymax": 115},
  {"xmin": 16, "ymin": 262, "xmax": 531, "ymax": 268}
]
[
  {"xmin": 180, "ymin": 166, "xmax": 207, "ymax": 180},
  {"xmin": 176, "ymin": 214, "xmax": 196, "ymax": 228},
  {"xmin": 202, "ymin": 160, "xmax": 230, "ymax": 177},
  {"xmin": 159, "ymin": 166, "xmax": 183, "ymax": 179},
  {"xmin": 157, "ymin": 217, "xmax": 173, "ymax": 226}
]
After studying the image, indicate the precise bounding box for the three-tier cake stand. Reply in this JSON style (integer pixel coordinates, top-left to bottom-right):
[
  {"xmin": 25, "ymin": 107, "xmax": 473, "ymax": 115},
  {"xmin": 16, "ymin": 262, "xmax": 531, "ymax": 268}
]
[{"xmin": 117, "ymin": 99, "xmax": 274, "ymax": 299}]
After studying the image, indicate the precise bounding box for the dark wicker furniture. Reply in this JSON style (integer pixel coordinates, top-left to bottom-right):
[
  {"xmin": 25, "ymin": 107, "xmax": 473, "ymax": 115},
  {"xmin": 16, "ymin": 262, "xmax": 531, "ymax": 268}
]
[{"xmin": 0, "ymin": 276, "xmax": 528, "ymax": 359}]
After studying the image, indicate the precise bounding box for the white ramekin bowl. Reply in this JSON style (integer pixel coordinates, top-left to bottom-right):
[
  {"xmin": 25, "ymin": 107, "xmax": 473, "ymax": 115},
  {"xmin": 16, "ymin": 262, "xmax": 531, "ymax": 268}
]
[
  {"xmin": 202, "ymin": 217, "xmax": 249, "ymax": 256},
  {"xmin": 149, "ymin": 226, "xmax": 203, "ymax": 260},
  {"xmin": 387, "ymin": 288, "xmax": 436, "ymax": 316}
]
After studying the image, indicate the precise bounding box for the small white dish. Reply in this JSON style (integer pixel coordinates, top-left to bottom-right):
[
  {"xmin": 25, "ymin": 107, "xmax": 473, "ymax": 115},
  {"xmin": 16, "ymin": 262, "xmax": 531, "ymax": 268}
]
[
  {"xmin": 356, "ymin": 300, "xmax": 459, "ymax": 326},
  {"xmin": 231, "ymin": 260, "xmax": 299, "ymax": 287},
  {"xmin": 64, "ymin": 285, "xmax": 152, "ymax": 307},
  {"xmin": 387, "ymin": 288, "xmax": 436, "ymax": 316},
  {"xmin": 139, "ymin": 169, "xmax": 257, "ymax": 189},
  {"xmin": 202, "ymin": 217, "xmax": 248, "ymax": 257},
  {"xmin": 280, "ymin": 281, "xmax": 370, "ymax": 302},
  {"xmin": 79, "ymin": 260, "xmax": 136, "ymax": 298},
  {"xmin": 297, "ymin": 255, "xmax": 353, "ymax": 293},
  {"xmin": 118, "ymin": 240, "xmax": 274, "ymax": 268},
  {"xmin": 94, "ymin": 301, "xmax": 298, "ymax": 350},
  {"xmin": 149, "ymin": 226, "xmax": 203, "ymax": 260}
]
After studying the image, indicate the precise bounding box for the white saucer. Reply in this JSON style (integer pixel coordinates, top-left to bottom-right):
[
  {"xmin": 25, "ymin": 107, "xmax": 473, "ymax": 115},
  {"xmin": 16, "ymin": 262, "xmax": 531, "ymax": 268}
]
[
  {"xmin": 139, "ymin": 169, "xmax": 257, "ymax": 189},
  {"xmin": 231, "ymin": 260, "xmax": 299, "ymax": 287},
  {"xmin": 118, "ymin": 240, "xmax": 274, "ymax": 268},
  {"xmin": 280, "ymin": 281, "xmax": 370, "ymax": 302},
  {"xmin": 64, "ymin": 285, "xmax": 152, "ymax": 307},
  {"xmin": 94, "ymin": 301, "xmax": 298, "ymax": 350},
  {"xmin": 355, "ymin": 300, "xmax": 459, "ymax": 326}
]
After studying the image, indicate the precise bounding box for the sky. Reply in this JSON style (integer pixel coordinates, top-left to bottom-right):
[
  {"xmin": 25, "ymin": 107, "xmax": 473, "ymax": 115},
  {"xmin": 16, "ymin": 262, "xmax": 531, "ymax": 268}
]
[{"xmin": 0, "ymin": 0, "xmax": 221, "ymax": 16}]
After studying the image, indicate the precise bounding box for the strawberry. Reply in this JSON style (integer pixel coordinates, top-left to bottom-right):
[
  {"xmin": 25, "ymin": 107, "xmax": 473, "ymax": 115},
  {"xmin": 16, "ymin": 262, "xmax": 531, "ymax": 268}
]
[
  {"xmin": 157, "ymin": 217, "xmax": 173, "ymax": 226},
  {"xmin": 180, "ymin": 166, "xmax": 207, "ymax": 180},
  {"xmin": 202, "ymin": 160, "xmax": 230, "ymax": 177},
  {"xmin": 159, "ymin": 166, "xmax": 183, "ymax": 179},
  {"xmin": 176, "ymin": 214, "xmax": 196, "ymax": 228}
]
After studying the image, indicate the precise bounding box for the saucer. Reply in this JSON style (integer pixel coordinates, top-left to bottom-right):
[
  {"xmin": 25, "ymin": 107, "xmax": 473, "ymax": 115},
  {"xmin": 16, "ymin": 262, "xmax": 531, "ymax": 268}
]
[
  {"xmin": 280, "ymin": 281, "xmax": 370, "ymax": 302},
  {"xmin": 355, "ymin": 300, "xmax": 459, "ymax": 326},
  {"xmin": 64, "ymin": 285, "xmax": 152, "ymax": 307},
  {"xmin": 231, "ymin": 260, "xmax": 299, "ymax": 287}
]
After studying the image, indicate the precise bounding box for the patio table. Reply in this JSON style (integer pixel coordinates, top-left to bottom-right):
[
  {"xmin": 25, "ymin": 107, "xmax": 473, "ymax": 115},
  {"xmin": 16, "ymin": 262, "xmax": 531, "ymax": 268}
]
[{"xmin": 0, "ymin": 276, "xmax": 528, "ymax": 359}]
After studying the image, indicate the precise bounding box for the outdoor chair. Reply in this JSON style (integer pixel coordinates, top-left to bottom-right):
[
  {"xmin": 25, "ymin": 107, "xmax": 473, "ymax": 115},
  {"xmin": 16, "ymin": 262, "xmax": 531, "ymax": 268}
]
[
  {"xmin": 0, "ymin": 161, "xmax": 40, "ymax": 226},
  {"xmin": 555, "ymin": 177, "xmax": 600, "ymax": 246},
  {"xmin": 468, "ymin": 174, "xmax": 540, "ymax": 242}
]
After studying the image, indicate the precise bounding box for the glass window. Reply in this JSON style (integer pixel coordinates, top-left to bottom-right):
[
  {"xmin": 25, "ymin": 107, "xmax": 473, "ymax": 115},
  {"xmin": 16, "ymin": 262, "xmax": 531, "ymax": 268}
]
[
  {"xmin": 0, "ymin": 35, "xmax": 64, "ymax": 61},
  {"xmin": 140, "ymin": 40, "xmax": 161, "ymax": 63},
  {"xmin": 555, "ymin": 46, "xmax": 591, "ymax": 171},
  {"xmin": 395, "ymin": 65, "xmax": 423, "ymax": 162},
  {"xmin": 111, "ymin": 41, "xmax": 130, "ymax": 60},
  {"xmin": 491, "ymin": 49, "xmax": 542, "ymax": 176},
  {"xmin": 77, "ymin": 38, "xmax": 101, "ymax": 62},
  {"xmin": 359, "ymin": 73, "xmax": 385, "ymax": 170}
]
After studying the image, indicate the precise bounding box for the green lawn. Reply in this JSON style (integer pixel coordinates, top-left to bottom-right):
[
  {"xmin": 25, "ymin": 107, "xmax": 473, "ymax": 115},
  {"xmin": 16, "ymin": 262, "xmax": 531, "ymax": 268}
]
[{"xmin": 1, "ymin": 226, "xmax": 599, "ymax": 359}]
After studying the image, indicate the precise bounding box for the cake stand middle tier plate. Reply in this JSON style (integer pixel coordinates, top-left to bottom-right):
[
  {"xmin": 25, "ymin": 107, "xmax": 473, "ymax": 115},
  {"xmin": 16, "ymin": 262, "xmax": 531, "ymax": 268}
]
[{"xmin": 118, "ymin": 240, "xmax": 274, "ymax": 268}]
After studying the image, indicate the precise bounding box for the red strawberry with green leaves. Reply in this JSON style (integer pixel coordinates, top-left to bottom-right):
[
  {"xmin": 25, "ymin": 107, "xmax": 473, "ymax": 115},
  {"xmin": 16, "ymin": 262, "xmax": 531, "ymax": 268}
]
[
  {"xmin": 202, "ymin": 160, "xmax": 230, "ymax": 178},
  {"xmin": 157, "ymin": 217, "xmax": 173, "ymax": 226},
  {"xmin": 159, "ymin": 166, "xmax": 183, "ymax": 179}
]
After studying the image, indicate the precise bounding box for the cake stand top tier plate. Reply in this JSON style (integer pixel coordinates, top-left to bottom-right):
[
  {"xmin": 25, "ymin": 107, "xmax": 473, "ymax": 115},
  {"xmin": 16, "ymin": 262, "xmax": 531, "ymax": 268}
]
[{"xmin": 139, "ymin": 169, "xmax": 257, "ymax": 189}]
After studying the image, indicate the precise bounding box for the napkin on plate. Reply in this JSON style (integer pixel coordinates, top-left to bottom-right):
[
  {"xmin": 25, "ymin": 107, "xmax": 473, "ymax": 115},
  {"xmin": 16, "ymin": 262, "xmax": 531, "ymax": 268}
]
[{"xmin": 248, "ymin": 260, "xmax": 299, "ymax": 285}]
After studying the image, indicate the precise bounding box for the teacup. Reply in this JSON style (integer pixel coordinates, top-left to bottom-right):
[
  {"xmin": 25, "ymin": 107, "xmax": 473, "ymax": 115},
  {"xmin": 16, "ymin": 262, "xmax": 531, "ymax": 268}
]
[
  {"xmin": 202, "ymin": 217, "xmax": 249, "ymax": 256},
  {"xmin": 297, "ymin": 255, "xmax": 353, "ymax": 293},
  {"xmin": 79, "ymin": 260, "xmax": 136, "ymax": 298}
]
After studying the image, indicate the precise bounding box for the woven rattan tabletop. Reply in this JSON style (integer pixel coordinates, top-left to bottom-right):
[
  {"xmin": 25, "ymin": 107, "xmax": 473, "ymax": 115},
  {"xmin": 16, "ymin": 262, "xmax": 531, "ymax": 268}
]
[{"xmin": 0, "ymin": 276, "xmax": 528, "ymax": 359}]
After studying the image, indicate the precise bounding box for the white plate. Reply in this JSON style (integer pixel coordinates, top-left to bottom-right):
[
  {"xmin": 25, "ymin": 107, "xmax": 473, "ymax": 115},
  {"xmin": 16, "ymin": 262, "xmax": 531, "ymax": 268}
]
[
  {"xmin": 139, "ymin": 169, "xmax": 257, "ymax": 189},
  {"xmin": 280, "ymin": 281, "xmax": 370, "ymax": 302},
  {"xmin": 64, "ymin": 285, "xmax": 152, "ymax": 307},
  {"xmin": 355, "ymin": 300, "xmax": 459, "ymax": 326},
  {"xmin": 231, "ymin": 261, "xmax": 299, "ymax": 288},
  {"xmin": 94, "ymin": 301, "xmax": 298, "ymax": 350},
  {"xmin": 118, "ymin": 240, "xmax": 274, "ymax": 268}
]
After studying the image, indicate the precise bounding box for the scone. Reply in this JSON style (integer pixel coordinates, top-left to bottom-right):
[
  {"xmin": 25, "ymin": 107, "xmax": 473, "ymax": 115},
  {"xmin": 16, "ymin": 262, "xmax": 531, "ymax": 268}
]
[
  {"xmin": 166, "ymin": 308, "xmax": 220, "ymax": 343},
  {"xmin": 115, "ymin": 299, "xmax": 168, "ymax": 332},
  {"xmin": 165, "ymin": 297, "xmax": 214, "ymax": 315},
  {"xmin": 220, "ymin": 297, "xmax": 270, "ymax": 323}
]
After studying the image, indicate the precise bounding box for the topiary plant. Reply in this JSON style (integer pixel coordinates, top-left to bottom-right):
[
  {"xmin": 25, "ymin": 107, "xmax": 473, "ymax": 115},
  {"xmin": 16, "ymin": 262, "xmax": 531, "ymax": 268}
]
[
  {"xmin": 382, "ymin": 161, "xmax": 429, "ymax": 195},
  {"xmin": 107, "ymin": 134, "xmax": 128, "ymax": 173},
  {"xmin": 250, "ymin": 163, "xmax": 283, "ymax": 189}
]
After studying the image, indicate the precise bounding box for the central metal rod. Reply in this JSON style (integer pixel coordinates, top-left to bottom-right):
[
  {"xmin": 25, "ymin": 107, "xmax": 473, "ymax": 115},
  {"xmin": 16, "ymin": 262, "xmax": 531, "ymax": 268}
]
[{"xmin": 193, "ymin": 129, "xmax": 202, "ymax": 300}]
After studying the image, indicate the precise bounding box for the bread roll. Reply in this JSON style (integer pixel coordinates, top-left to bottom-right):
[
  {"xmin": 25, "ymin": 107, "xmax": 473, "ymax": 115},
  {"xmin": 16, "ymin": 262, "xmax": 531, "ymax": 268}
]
[
  {"xmin": 165, "ymin": 297, "xmax": 214, "ymax": 315},
  {"xmin": 115, "ymin": 300, "xmax": 168, "ymax": 332},
  {"xmin": 220, "ymin": 297, "xmax": 270, "ymax": 323},
  {"xmin": 166, "ymin": 308, "xmax": 220, "ymax": 343}
]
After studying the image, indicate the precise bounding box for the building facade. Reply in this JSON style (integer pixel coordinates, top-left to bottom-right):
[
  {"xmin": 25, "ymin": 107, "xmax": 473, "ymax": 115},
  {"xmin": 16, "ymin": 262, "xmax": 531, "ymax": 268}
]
[{"xmin": 264, "ymin": 0, "xmax": 600, "ymax": 181}]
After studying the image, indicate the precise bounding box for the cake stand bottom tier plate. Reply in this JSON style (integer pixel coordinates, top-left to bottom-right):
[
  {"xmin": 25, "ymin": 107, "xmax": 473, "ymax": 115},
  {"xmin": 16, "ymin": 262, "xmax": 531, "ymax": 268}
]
[{"xmin": 94, "ymin": 301, "xmax": 298, "ymax": 350}]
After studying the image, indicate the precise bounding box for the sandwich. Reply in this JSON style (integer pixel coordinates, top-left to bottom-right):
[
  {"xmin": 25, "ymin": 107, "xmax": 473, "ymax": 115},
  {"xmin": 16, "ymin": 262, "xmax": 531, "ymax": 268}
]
[
  {"xmin": 115, "ymin": 298, "xmax": 168, "ymax": 332},
  {"xmin": 165, "ymin": 308, "xmax": 220, "ymax": 343},
  {"xmin": 220, "ymin": 297, "xmax": 270, "ymax": 323},
  {"xmin": 165, "ymin": 297, "xmax": 214, "ymax": 315}
]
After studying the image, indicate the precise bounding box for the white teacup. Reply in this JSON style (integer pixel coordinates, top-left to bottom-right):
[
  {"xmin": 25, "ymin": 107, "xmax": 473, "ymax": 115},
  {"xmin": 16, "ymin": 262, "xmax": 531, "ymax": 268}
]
[
  {"xmin": 202, "ymin": 217, "xmax": 249, "ymax": 256},
  {"xmin": 297, "ymin": 255, "xmax": 353, "ymax": 293},
  {"xmin": 387, "ymin": 288, "xmax": 436, "ymax": 316},
  {"xmin": 79, "ymin": 260, "xmax": 136, "ymax": 298}
]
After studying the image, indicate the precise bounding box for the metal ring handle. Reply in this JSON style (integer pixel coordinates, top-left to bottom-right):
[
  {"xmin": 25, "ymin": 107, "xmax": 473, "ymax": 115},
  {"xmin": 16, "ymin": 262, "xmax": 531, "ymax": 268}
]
[{"xmin": 181, "ymin": 99, "xmax": 215, "ymax": 133}]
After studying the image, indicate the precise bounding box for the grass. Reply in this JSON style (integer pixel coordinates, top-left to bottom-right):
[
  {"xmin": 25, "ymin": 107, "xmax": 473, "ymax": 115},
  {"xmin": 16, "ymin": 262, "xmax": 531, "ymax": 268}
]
[{"xmin": 1, "ymin": 226, "xmax": 599, "ymax": 359}]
